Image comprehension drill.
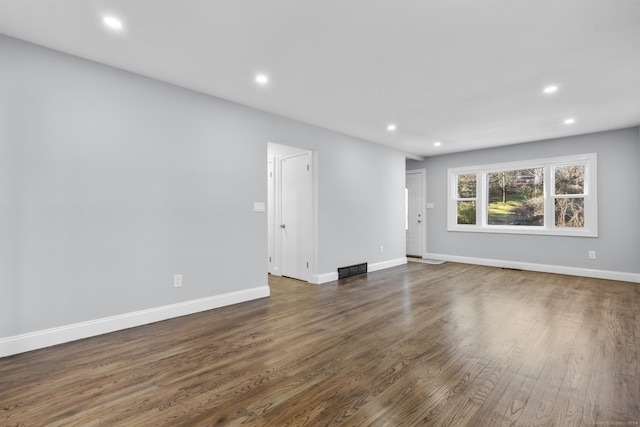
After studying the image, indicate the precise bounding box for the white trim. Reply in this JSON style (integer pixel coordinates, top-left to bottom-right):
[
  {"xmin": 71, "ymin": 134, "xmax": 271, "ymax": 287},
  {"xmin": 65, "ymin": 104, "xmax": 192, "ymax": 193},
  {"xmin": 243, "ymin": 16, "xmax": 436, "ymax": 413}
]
[
  {"xmin": 310, "ymin": 272, "xmax": 339, "ymax": 284},
  {"xmin": 0, "ymin": 286, "xmax": 270, "ymax": 358},
  {"xmin": 369, "ymin": 257, "xmax": 408, "ymax": 272},
  {"xmin": 424, "ymin": 252, "xmax": 640, "ymax": 283},
  {"xmin": 311, "ymin": 257, "xmax": 408, "ymax": 285}
]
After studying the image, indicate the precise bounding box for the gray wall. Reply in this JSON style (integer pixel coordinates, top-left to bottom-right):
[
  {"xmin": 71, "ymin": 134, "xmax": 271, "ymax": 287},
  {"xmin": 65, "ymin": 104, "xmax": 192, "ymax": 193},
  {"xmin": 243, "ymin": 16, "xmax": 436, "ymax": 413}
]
[
  {"xmin": 0, "ymin": 34, "xmax": 406, "ymax": 338},
  {"xmin": 407, "ymin": 127, "xmax": 640, "ymax": 275}
]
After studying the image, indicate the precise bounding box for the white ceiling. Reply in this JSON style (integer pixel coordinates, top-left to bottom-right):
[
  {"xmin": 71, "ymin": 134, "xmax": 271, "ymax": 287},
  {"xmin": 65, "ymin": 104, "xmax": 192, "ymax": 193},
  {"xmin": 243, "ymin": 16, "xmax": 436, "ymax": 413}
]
[{"xmin": 1, "ymin": 0, "xmax": 639, "ymax": 157}]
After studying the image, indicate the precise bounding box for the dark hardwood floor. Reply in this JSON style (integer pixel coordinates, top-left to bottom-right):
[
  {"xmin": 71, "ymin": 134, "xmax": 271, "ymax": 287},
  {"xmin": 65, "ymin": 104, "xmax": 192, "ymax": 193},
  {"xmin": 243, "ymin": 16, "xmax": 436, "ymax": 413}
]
[{"xmin": 1, "ymin": 262, "xmax": 639, "ymax": 426}]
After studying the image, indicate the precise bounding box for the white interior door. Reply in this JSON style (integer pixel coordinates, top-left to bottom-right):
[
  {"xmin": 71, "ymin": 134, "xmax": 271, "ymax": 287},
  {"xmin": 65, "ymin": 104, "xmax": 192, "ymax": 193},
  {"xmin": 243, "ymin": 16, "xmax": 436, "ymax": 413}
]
[
  {"xmin": 280, "ymin": 152, "xmax": 311, "ymax": 281},
  {"xmin": 406, "ymin": 170, "xmax": 425, "ymax": 257},
  {"xmin": 267, "ymin": 159, "xmax": 275, "ymax": 274}
]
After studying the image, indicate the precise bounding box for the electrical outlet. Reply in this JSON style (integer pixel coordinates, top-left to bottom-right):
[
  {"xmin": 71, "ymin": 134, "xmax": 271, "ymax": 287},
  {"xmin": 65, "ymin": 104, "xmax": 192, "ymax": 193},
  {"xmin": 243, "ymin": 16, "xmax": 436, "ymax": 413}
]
[
  {"xmin": 588, "ymin": 251, "xmax": 596, "ymax": 260},
  {"xmin": 379, "ymin": 246, "xmax": 384, "ymax": 254},
  {"xmin": 173, "ymin": 274, "xmax": 183, "ymax": 288}
]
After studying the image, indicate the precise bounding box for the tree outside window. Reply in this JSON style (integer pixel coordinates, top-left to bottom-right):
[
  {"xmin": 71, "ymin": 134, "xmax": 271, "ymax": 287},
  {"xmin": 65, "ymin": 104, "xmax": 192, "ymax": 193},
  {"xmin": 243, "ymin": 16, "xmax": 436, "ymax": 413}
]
[
  {"xmin": 488, "ymin": 168, "xmax": 543, "ymax": 226},
  {"xmin": 456, "ymin": 174, "xmax": 476, "ymax": 224},
  {"xmin": 554, "ymin": 165, "xmax": 585, "ymax": 228}
]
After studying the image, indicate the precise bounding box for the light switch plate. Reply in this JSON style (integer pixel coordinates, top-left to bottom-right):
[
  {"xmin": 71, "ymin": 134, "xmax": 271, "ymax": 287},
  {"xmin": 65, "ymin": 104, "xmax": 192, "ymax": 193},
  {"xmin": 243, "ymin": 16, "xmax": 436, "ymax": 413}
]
[{"xmin": 253, "ymin": 202, "xmax": 266, "ymax": 213}]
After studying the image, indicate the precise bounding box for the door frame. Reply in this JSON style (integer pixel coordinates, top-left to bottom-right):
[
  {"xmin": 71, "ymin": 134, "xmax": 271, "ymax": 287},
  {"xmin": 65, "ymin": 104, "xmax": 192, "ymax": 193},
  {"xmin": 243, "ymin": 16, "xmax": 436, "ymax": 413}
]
[
  {"xmin": 268, "ymin": 143, "xmax": 314, "ymax": 282},
  {"xmin": 406, "ymin": 168, "xmax": 426, "ymax": 258}
]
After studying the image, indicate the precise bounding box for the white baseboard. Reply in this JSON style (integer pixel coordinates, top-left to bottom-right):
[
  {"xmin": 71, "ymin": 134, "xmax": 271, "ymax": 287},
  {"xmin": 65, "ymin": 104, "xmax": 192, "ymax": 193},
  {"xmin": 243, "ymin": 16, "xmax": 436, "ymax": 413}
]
[
  {"xmin": 369, "ymin": 257, "xmax": 407, "ymax": 272},
  {"xmin": 311, "ymin": 257, "xmax": 408, "ymax": 284},
  {"xmin": 0, "ymin": 286, "xmax": 270, "ymax": 358},
  {"xmin": 310, "ymin": 271, "xmax": 338, "ymax": 284},
  {"xmin": 424, "ymin": 252, "xmax": 640, "ymax": 283}
]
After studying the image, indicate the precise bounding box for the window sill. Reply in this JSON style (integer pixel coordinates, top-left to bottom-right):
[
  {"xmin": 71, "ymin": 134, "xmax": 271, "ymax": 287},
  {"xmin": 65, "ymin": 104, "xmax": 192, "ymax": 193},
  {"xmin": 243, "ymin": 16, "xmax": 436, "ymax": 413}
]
[{"xmin": 447, "ymin": 225, "xmax": 598, "ymax": 238}]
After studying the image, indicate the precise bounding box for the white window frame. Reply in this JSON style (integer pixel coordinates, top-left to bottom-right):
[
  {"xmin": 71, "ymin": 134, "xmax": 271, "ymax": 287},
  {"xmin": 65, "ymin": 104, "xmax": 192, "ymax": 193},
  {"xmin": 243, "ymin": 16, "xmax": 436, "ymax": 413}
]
[{"xmin": 447, "ymin": 153, "xmax": 597, "ymax": 237}]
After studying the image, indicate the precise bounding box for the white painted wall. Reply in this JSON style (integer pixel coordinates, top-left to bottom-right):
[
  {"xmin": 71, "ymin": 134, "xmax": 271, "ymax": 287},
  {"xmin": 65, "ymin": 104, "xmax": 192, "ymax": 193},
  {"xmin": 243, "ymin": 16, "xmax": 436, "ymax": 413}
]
[
  {"xmin": 0, "ymin": 34, "xmax": 406, "ymax": 350},
  {"xmin": 407, "ymin": 127, "xmax": 640, "ymax": 280}
]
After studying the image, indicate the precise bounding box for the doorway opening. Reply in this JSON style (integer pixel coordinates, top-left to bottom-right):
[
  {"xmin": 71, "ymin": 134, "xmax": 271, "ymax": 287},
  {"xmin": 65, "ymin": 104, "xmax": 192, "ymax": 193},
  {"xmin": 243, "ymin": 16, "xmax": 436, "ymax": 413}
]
[{"xmin": 268, "ymin": 143, "xmax": 313, "ymax": 282}]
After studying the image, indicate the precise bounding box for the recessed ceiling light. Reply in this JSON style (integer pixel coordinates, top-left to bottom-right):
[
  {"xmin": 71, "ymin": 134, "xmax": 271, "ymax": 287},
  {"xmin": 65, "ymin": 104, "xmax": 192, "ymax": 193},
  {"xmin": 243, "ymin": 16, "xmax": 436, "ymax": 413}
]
[
  {"xmin": 255, "ymin": 74, "xmax": 269, "ymax": 85},
  {"xmin": 434, "ymin": 141, "xmax": 442, "ymax": 147},
  {"xmin": 543, "ymin": 85, "xmax": 559, "ymax": 94},
  {"xmin": 103, "ymin": 16, "xmax": 123, "ymax": 30},
  {"xmin": 387, "ymin": 124, "xmax": 396, "ymax": 131},
  {"xmin": 564, "ymin": 118, "xmax": 576, "ymax": 125}
]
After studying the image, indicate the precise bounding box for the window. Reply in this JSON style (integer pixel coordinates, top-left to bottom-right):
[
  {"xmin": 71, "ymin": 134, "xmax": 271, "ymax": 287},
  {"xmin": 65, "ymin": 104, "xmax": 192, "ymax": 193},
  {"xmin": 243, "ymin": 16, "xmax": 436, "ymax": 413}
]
[
  {"xmin": 554, "ymin": 164, "xmax": 585, "ymax": 228},
  {"xmin": 487, "ymin": 168, "xmax": 543, "ymax": 226},
  {"xmin": 448, "ymin": 153, "xmax": 597, "ymax": 236},
  {"xmin": 455, "ymin": 174, "xmax": 477, "ymax": 225}
]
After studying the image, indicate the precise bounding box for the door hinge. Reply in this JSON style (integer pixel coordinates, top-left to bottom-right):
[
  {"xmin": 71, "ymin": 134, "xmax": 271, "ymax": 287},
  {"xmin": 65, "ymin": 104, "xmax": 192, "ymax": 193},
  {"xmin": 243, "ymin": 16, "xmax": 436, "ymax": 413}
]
[
  {"xmin": 307, "ymin": 164, "xmax": 310, "ymax": 171},
  {"xmin": 306, "ymin": 262, "xmax": 309, "ymax": 268},
  {"xmin": 269, "ymin": 257, "xmax": 272, "ymax": 262}
]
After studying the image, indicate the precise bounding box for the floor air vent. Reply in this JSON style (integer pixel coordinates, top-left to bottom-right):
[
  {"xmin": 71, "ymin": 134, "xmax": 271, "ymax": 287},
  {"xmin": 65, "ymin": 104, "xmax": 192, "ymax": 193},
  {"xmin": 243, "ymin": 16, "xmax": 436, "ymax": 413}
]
[{"xmin": 338, "ymin": 262, "xmax": 368, "ymax": 280}]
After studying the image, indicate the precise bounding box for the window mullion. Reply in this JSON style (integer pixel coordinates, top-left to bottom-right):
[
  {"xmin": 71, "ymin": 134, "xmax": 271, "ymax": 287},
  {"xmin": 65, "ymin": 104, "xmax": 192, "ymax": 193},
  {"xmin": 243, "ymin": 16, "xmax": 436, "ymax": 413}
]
[
  {"xmin": 478, "ymin": 172, "xmax": 487, "ymax": 226},
  {"xmin": 544, "ymin": 165, "xmax": 553, "ymax": 230}
]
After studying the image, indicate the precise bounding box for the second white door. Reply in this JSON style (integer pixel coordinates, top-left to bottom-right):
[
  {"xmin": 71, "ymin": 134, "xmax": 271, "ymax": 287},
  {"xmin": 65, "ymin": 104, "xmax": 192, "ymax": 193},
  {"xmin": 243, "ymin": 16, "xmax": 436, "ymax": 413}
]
[
  {"xmin": 406, "ymin": 170, "xmax": 425, "ymax": 257},
  {"xmin": 280, "ymin": 152, "xmax": 311, "ymax": 281}
]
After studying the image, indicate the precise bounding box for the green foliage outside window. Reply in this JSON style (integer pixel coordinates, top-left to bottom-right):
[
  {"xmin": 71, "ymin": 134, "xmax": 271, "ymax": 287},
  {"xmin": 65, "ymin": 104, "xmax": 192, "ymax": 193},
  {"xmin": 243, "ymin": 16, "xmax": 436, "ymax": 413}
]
[
  {"xmin": 488, "ymin": 168, "xmax": 543, "ymax": 226},
  {"xmin": 456, "ymin": 174, "xmax": 476, "ymax": 224}
]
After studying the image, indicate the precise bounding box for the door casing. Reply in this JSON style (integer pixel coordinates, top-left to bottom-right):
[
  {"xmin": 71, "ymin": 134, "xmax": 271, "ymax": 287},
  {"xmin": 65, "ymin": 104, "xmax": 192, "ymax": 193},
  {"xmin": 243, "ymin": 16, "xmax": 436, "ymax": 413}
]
[{"xmin": 268, "ymin": 147, "xmax": 313, "ymax": 282}]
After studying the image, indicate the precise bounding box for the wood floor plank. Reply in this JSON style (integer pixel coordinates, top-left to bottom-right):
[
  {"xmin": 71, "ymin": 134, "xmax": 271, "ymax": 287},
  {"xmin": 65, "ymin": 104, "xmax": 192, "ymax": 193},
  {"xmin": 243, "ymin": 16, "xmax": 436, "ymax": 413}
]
[{"xmin": 1, "ymin": 262, "xmax": 639, "ymax": 426}]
